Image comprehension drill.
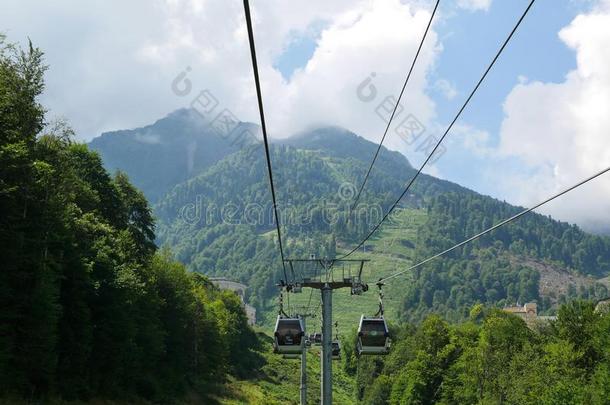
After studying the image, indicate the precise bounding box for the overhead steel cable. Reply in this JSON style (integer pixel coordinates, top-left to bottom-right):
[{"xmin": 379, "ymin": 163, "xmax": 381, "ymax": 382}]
[
  {"xmin": 340, "ymin": 0, "xmax": 536, "ymax": 259},
  {"xmin": 351, "ymin": 0, "xmax": 441, "ymax": 212},
  {"xmin": 306, "ymin": 287, "xmax": 314, "ymax": 309},
  {"xmin": 379, "ymin": 165, "xmax": 610, "ymax": 283},
  {"xmin": 243, "ymin": 0, "xmax": 288, "ymax": 282},
  {"xmin": 304, "ymin": 286, "xmax": 315, "ymax": 316}
]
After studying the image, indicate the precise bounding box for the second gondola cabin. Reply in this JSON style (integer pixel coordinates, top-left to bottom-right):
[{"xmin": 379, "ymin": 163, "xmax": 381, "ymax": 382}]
[
  {"xmin": 357, "ymin": 315, "xmax": 390, "ymax": 355},
  {"xmin": 331, "ymin": 341, "xmax": 341, "ymax": 360},
  {"xmin": 273, "ymin": 316, "xmax": 305, "ymax": 354}
]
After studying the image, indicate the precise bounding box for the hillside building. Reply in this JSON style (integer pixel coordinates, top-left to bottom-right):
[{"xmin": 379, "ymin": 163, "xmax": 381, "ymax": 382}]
[
  {"xmin": 503, "ymin": 302, "xmax": 556, "ymax": 328},
  {"xmin": 209, "ymin": 277, "xmax": 257, "ymax": 326}
]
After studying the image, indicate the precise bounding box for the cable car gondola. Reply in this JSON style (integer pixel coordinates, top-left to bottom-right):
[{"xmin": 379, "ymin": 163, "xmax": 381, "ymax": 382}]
[
  {"xmin": 310, "ymin": 332, "xmax": 322, "ymax": 346},
  {"xmin": 273, "ymin": 316, "xmax": 305, "ymax": 355},
  {"xmin": 357, "ymin": 282, "xmax": 391, "ymax": 355},
  {"xmin": 357, "ymin": 315, "xmax": 390, "ymax": 355},
  {"xmin": 331, "ymin": 322, "xmax": 341, "ymax": 360},
  {"xmin": 331, "ymin": 340, "xmax": 341, "ymax": 360}
]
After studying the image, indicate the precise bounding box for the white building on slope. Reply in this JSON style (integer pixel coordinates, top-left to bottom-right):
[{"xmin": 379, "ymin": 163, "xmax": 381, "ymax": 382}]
[{"xmin": 209, "ymin": 277, "xmax": 256, "ymax": 326}]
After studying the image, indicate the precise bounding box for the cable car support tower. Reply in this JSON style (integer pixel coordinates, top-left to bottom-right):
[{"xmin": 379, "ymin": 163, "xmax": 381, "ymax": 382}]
[{"xmin": 284, "ymin": 258, "xmax": 369, "ymax": 405}]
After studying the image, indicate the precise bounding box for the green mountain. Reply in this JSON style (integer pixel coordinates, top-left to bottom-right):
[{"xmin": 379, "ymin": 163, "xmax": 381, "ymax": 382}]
[{"xmin": 90, "ymin": 111, "xmax": 610, "ymax": 327}]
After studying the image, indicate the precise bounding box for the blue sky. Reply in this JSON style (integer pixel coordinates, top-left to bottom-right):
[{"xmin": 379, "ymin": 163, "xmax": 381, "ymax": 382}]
[
  {"xmin": 273, "ymin": 20, "xmax": 327, "ymax": 81},
  {"xmin": 270, "ymin": 1, "xmax": 592, "ymax": 200},
  {"xmin": 429, "ymin": 0, "xmax": 587, "ymax": 198}
]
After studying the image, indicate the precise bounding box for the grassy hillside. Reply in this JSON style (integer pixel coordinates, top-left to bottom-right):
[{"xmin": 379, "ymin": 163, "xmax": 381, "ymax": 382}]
[
  {"xmin": 1, "ymin": 331, "xmax": 358, "ymax": 405},
  {"xmin": 211, "ymin": 332, "xmax": 356, "ymax": 405}
]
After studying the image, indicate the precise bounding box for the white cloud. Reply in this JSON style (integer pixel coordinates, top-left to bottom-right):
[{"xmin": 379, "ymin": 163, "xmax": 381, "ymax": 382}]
[
  {"xmin": 1, "ymin": 0, "xmax": 179, "ymax": 138},
  {"xmin": 434, "ymin": 78, "xmax": 458, "ymax": 100},
  {"xmin": 136, "ymin": 0, "xmax": 442, "ymax": 149},
  {"xmin": 451, "ymin": 124, "xmax": 493, "ymax": 157},
  {"xmin": 0, "ymin": 0, "xmax": 440, "ymax": 146},
  {"xmin": 496, "ymin": 0, "xmax": 610, "ymax": 230},
  {"xmin": 457, "ymin": 0, "xmax": 492, "ymax": 12},
  {"xmin": 265, "ymin": 0, "xmax": 440, "ymax": 146}
]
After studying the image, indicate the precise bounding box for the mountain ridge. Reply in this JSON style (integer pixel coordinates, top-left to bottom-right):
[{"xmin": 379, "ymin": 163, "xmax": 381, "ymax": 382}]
[{"xmin": 89, "ymin": 108, "xmax": 419, "ymax": 203}]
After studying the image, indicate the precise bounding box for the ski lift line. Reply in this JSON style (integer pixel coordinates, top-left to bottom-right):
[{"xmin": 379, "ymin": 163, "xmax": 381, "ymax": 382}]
[
  {"xmin": 340, "ymin": 0, "xmax": 537, "ymax": 260},
  {"xmin": 379, "ymin": 165, "xmax": 610, "ymax": 283},
  {"xmin": 304, "ymin": 286, "xmax": 315, "ymax": 315},
  {"xmin": 283, "ymin": 259, "xmax": 370, "ymax": 263},
  {"xmin": 351, "ymin": 0, "xmax": 441, "ymax": 212},
  {"xmin": 278, "ymin": 290, "xmax": 290, "ymax": 318},
  {"xmin": 243, "ymin": 0, "xmax": 288, "ymax": 281}
]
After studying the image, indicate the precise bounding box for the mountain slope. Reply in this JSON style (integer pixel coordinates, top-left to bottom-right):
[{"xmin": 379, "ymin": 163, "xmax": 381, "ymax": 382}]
[
  {"xmin": 154, "ymin": 141, "xmax": 421, "ymax": 309},
  {"xmin": 281, "ymin": 126, "xmax": 411, "ymax": 176},
  {"xmin": 153, "ymin": 138, "xmax": 610, "ymax": 325},
  {"xmin": 88, "ymin": 110, "xmax": 457, "ymax": 203},
  {"xmin": 90, "ymin": 110, "xmax": 610, "ymax": 325},
  {"xmin": 89, "ymin": 108, "xmax": 259, "ymax": 202}
]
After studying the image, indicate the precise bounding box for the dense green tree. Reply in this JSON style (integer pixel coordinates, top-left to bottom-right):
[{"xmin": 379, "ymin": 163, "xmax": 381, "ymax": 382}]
[
  {"xmin": 0, "ymin": 36, "xmax": 260, "ymax": 403},
  {"xmin": 554, "ymin": 300, "xmax": 603, "ymax": 372},
  {"xmin": 359, "ymin": 303, "xmax": 610, "ymax": 405}
]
